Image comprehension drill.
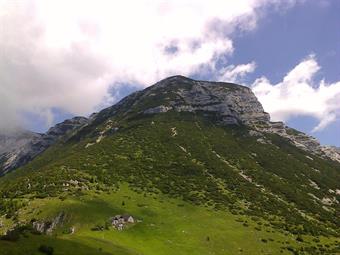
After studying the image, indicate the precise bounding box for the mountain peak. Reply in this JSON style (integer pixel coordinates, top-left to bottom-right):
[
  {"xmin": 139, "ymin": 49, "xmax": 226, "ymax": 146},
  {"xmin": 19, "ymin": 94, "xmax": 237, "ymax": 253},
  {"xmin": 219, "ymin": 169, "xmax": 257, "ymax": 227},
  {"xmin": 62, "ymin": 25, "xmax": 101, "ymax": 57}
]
[
  {"xmin": 140, "ymin": 76, "xmax": 270, "ymax": 126},
  {"xmin": 153, "ymin": 75, "xmax": 250, "ymax": 91},
  {"xmin": 156, "ymin": 74, "xmax": 194, "ymax": 83},
  {"xmin": 92, "ymin": 76, "xmax": 340, "ymax": 163}
]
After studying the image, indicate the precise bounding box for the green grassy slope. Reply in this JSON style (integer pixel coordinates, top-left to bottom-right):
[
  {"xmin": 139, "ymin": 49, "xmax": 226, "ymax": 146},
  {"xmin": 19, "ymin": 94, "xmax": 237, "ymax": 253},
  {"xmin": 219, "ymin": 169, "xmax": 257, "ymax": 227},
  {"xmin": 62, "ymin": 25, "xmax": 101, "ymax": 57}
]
[
  {"xmin": 1, "ymin": 184, "xmax": 338, "ymax": 255},
  {"xmin": 0, "ymin": 112, "xmax": 339, "ymax": 254}
]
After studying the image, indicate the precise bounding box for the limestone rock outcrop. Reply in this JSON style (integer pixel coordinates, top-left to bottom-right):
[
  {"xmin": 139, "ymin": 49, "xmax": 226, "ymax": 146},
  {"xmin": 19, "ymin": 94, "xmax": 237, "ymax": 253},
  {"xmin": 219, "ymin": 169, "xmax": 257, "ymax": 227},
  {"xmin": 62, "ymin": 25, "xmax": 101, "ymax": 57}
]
[{"xmin": 141, "ymin": 76, "xmax": 270, "ymax": 126}]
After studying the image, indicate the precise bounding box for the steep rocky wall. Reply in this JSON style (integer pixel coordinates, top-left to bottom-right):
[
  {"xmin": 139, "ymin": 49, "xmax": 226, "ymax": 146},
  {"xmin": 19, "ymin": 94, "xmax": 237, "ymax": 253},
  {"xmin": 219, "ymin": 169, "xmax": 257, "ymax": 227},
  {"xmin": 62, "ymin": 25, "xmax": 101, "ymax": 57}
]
[{"xmin": 143, "ymin": 76, "xmax": 270, "ymax": 125}]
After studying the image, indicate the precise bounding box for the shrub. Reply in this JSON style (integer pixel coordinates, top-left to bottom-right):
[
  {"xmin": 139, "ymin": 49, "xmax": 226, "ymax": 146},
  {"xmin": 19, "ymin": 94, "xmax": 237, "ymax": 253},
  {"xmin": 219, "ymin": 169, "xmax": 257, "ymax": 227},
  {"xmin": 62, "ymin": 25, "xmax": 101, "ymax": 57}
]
[
  {"xmin": 0, "ymin": 225, "xmax": 33, "ymax": 242},
  {"xmin": 1, "ymin": 229, "xmax": 21, "ymax": 242},
  {"xmin": 296, "ymin": 236, "xmax": 304, "ymax": 242},
  {"xmin": 91, "ymin": 225, "xmax": 104, "ymax": 231},
  {"xmin": 38, "ymin": 245, "xmax": 54, "ymax": 255}
]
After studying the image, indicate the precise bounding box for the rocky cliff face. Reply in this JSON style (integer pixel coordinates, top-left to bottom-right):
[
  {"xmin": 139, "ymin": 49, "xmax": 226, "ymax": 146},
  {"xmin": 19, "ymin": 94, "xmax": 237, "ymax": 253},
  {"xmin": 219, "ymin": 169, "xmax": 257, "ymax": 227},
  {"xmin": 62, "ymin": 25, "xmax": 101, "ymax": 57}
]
[
  {"xmin": 250, "ymin": 121, "xmax": 340, "ymax": 163},
  {"xmin": 0, "ymin": 117, "xmax": 88, "ymax": 175},
  {"xmin": 320, "ymin": 146, "xmax": 340, "ymax": 163},
  {"xmin": 141, "ymin": 76, "xmax": 270, "ymax": 125}
]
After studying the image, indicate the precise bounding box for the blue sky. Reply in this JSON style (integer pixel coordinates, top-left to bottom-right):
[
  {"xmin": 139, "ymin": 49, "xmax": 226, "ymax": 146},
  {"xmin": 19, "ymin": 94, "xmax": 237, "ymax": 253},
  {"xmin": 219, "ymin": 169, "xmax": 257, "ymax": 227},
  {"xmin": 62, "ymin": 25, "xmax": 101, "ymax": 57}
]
[
  {"xmin": 1, "ymin": 0, "xmax": 339, "ymax": 146},
  {"xmin": 229, "ymin": 1, "xmax": 340, "ymax": 146},
  {"xmin": 230, "ymin": 1, "xmax": 339, "ymax": 84}
]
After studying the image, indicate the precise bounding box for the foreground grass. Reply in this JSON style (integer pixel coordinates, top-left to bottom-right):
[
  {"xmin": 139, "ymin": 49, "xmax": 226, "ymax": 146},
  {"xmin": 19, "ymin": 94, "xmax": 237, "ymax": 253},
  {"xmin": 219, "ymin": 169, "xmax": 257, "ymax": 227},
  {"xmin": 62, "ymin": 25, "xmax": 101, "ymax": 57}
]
[{"xmin": 2, "ymin": 184, "xmax": 337, "ymax": 255}]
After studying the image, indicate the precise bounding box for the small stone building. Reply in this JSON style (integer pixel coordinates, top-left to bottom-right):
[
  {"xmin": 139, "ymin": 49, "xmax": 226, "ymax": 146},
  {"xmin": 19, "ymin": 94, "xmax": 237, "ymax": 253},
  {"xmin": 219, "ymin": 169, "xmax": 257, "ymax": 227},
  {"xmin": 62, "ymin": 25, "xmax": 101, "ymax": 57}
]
[{"xmin": 111, "ymin": 214, "xmax": 135, "ymax": 230}]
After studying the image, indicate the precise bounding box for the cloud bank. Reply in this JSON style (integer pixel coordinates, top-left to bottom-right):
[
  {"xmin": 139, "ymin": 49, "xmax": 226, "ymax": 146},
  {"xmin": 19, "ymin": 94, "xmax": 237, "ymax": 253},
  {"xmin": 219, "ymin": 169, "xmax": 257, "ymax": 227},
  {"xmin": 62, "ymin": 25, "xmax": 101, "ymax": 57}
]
[
  {"xmin": 252, "ymin": 55, "xmax": 340, "ymax": 132},
  {"xmin": 0, "ymin": 0, "xmax": 297, "ymax": 131}
]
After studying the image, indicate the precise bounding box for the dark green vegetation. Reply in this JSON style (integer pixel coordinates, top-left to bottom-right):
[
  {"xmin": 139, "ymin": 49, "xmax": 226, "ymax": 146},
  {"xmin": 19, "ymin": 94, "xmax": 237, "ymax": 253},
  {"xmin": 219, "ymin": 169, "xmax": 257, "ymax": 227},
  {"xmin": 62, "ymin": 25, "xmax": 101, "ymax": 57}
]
[{"xmin": 0, "ymin": 78, "xmax": 339, "ymax": 254}]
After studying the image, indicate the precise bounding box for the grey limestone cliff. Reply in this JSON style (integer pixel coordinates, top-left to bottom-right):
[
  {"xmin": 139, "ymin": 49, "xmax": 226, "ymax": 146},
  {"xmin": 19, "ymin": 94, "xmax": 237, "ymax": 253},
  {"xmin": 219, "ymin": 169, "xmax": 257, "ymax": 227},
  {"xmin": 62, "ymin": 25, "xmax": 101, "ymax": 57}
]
[{"xmin": 142, "ymin": 75, "xmax": 270, "ymax": 126}]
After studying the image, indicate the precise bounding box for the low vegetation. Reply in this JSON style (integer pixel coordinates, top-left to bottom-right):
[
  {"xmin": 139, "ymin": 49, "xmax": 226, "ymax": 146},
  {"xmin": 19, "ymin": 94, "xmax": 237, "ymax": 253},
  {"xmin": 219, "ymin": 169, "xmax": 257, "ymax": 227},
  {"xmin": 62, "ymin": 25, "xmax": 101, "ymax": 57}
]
[{"xmin": 0, "ymin": 111, "xmax": 339, "ymax": 254}]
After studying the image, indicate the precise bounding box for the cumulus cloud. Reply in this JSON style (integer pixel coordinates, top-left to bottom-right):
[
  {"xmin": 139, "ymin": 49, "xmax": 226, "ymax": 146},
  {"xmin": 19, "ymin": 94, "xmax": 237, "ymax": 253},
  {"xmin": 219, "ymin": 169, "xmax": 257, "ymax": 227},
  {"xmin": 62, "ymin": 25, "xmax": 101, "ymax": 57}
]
[
  {"xmin": 217, "ymin": 62, "xmax": 257, "ymax": 83},
  {"xmin": 252, "ymin": 55, "xmax": 340, "ymax": 132},
  {"xmin": 0, "ymin": 0, "xmax": 297, "ymax": 131}
]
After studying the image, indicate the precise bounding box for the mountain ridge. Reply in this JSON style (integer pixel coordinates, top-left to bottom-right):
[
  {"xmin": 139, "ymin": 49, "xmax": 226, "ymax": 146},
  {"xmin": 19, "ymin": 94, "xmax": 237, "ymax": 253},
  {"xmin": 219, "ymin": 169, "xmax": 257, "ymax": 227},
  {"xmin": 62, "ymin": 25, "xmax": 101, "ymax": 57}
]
[{"xmin": 0, "ymin": 75, "xmax": 339, "ymax": 176}]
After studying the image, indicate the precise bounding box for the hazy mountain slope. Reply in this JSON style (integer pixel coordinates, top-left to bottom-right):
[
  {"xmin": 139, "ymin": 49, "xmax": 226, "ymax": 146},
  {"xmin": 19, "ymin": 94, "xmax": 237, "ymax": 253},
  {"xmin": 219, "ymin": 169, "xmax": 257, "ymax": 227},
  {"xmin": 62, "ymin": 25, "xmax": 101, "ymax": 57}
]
[
  {"xmin": 0, "ymin": 131, "xmax": 42, "ymax": 174},
  {"xmin": 0, "ymin": 76, "xmax": 339, "ymax": 254},
  {"xmin": 0, "ymin": 131, "xmax": 41, "ymax": 155},
  {"xmin": 0, "ymin": 117, "xmax": 88, "ymax": 176}
]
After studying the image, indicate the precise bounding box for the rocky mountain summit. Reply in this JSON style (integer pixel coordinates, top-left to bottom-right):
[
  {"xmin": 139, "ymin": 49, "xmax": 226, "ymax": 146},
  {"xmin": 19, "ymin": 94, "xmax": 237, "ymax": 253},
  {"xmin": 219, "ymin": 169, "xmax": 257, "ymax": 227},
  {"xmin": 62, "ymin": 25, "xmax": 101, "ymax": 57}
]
[
  {"xmin": 142, "ymin": 76, "xmax": 270, "ymax": 125},
  {"xmin": 97, "ymin": 75, "xmax": 340, "ymax": 163},
  {"xmin": 0, "ymin": 75, "xmax": 339, "ymax": 175},
  {"xmin": 147, "ymin": 76, "xmax": 340, "ymax": 162},
  {"xmin": 89, "ymin": 75, "xmax": 269, "ymax": 124},
  {"xmin": 0, "ymin": 117, "xmax": 88, "ymax": 175}
]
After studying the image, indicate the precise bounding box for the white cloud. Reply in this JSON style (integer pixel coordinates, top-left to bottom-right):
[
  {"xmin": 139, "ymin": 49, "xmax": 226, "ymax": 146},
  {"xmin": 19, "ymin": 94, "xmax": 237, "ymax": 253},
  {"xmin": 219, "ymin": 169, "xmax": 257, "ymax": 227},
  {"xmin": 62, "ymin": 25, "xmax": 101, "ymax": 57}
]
[
  {"xmin": 0, "ymin": 0, "xmax": 297, "ymax": 130},
  {"xmin": 252, "ymin": 55, "xmax": 340, "ymax": 132},
  {"xmin": 218, "ymin": 62, "xmax": 257, "ymax": 82}
]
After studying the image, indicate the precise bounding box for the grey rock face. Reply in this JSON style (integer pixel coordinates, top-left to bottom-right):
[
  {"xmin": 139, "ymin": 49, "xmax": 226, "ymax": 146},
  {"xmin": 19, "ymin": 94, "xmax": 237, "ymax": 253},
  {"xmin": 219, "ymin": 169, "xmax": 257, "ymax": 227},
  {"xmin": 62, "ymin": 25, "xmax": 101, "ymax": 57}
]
[
  {"xmin": 142, "ymin": 76, "xmax": 270, "ymax": 126},
  {"xmin": 253, "ymin": 121, "xmax": 340, "ymax": 163},
  {"xmin": 144, "ymin": 105, "xmax": 172, "ymax": 114},
  {"xmin": 46, "ymin": 117, "xmax": 88, "ymax": 137},
  {"xmin": 0, "ymin": 117, "xmax": 88, "ymax": 175},
  {"xmin": 32, "ymin": 212, "xmax": 65, "ymax": 234},
  {"xmin": 320, "ymin": 146, "xmax": 340, "ymax": 163}
]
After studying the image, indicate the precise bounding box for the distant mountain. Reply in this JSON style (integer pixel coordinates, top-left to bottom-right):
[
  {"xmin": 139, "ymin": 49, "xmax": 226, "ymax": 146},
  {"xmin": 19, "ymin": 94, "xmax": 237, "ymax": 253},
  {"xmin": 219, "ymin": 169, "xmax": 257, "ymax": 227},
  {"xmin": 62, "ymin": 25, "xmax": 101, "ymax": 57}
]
[
  {"xmin": 0, "ymin": 130, "xmax": 42, "ymax": 155},
  {"xmin": 0, "ymin": 130, "xmax": 42, "ymax": 175},
  {"xmin": 0, "ymin": 117, "xmax": 88, "ymax": 175},
  {"xmin": 0, "ymin": 76, "xmax": 339, "ymax": 255}
]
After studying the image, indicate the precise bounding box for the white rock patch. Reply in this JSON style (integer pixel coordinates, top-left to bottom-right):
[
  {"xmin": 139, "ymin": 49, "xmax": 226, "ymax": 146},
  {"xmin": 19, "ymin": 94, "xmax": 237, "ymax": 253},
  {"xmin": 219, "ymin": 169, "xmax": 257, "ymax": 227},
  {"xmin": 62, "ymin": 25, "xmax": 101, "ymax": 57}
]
[
  {"xmin": 321, "ymin": 197, "xmax": 338, "ymax": 205},
  {"xmin": 171, "ymin": 127, "xmax": 178, "ymax": 137},
  {"xmin": 85, "ymin": 142, "xmax": 95, "ymax": 148},
  {"xmin": 308, "ymin": 179, "xmax": 320, "ymax": 190},
  {"xmin": 305, "ymin": 155, "xmax": 314, "ymax": 161},
  {"xmin": 239, "ymin": 171, "xmax": 253, "ymax": 183}
]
